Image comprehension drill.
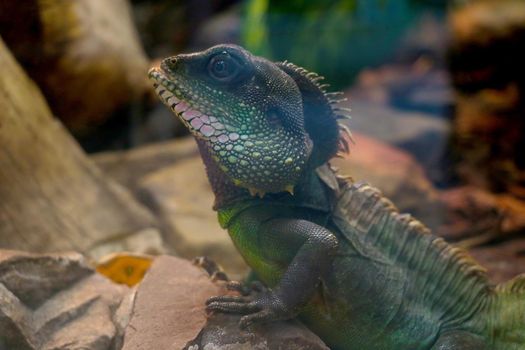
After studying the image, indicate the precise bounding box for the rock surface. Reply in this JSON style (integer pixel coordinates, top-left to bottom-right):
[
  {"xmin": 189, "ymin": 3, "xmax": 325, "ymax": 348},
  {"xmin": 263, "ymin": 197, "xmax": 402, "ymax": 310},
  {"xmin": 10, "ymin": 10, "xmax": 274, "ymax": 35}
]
[
  {"xmin": 186, "ymin": 314, "xmax": 330, "ymax": 350},
  {"xmin": 121, "ymin": 255, "xmax": 329, "ymax": 350},
  {"xmin": 93, "ymin": 137, "xmax": 198, "ymax": 192},
  {"xmin": 338, "ymin": 100, "xmax": 450, "ymax": 185},
  {"xmin": 0, "ymin": 250, "xmax": 132, "ymax": 350},
  {"xmin": 94, "ymin": 138, "xmax": 249, "ymax": 278},
  {"xmin": 121, "ymin": 255, "xmax": 221, "ymax": 350},
  {"xmin": 340, "ymin": 101, "xmax": 449, "ymax": 146}
]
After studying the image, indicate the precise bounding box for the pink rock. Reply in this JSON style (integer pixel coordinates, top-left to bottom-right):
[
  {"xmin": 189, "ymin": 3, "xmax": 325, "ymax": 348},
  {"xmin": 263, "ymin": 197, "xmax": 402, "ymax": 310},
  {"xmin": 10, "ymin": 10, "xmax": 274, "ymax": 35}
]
[{"xmin": 121, "ymin": 256, "xmax": 226, "ymax": 350}]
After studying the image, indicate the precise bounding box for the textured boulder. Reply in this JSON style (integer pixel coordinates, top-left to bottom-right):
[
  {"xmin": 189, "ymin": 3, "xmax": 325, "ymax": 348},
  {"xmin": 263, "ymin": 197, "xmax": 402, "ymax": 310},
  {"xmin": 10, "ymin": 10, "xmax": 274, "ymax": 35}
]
[
  {"xmin": 0, "ymin": 250, "xmax": 132, "ymax": 350},
  {"xmin": 121, "ymin": 255, "xmax": 329, "ymax": 350},
  {"xmin": 186, "ymin": 314, "xmax": 330, "ymax": 350},
  {"xmin": 121, "ymin": 255, "xmax": 220, "ymax": 350},
  {"xmin": 92, "ymin": 137, "xmax": 199, "ymax": 193}
]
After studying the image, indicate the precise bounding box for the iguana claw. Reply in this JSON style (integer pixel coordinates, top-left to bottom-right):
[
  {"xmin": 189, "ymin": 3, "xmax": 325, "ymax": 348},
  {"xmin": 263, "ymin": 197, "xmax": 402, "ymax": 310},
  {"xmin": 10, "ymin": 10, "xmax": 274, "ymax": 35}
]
[
  {"xmin": 206, "ymin": 289, "xmax": 294, "ymax": 328},
  {"xmin": 226, "ymin": 280, "xmax": 266, "ymax": 296},
  {"xmin": 192, "ymin": 256, "xmax": 229, "ymax": 282}
]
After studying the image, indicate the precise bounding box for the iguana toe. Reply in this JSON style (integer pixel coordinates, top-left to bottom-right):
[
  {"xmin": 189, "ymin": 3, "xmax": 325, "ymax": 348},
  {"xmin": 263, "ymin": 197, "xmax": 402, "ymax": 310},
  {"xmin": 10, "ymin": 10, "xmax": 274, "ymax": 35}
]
[
  {"xmin": 226, "ymin": 280, "xmax": 267, "ymax": 296},
  {"xmin": 206, "ymin": 290, "xmax": 295, "ymax": 328},
  {"xmin": 192, "ymin": 256, "xmax": 229, "ymax": 282},
  {"xmin": 205, "ymin": 295, "xmax": 258, "ymax": 315}
]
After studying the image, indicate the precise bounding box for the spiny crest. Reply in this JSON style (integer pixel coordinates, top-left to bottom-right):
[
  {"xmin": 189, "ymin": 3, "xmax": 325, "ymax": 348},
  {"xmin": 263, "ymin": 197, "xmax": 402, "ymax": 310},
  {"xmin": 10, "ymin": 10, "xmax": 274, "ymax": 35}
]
[
  {"xmin": 280, "ymin": 61, "xmax": 353, "ymax": 119},
  {"xmin": 334, "ymin": 182, "xmax": 489, "ymax": 296},
  {"xmin": 361, "ymin": 183, "xmax": 486, "ymax": 275},
  {"xmin": 496, "ymin": 274, "xmax": 525, "ymax": 294},
  {"xmin": 278, "ymin": 60, "xmax": 354, "ymax": 162}
]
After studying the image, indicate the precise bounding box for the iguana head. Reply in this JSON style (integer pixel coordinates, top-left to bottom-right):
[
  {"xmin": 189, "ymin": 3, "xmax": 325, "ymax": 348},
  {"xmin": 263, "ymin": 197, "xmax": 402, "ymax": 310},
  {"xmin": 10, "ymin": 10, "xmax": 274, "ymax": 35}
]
[{"xmin": 149, "ymin": 44, "xmax": 350, "ymax": 196}]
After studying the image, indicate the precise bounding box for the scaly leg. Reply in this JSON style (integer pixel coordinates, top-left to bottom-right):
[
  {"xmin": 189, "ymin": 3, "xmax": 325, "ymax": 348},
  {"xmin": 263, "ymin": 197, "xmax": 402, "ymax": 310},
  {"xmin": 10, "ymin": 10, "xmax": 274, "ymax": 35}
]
[{"xmin": 206, "ymin": 218, "xmax": 339, "ymax": 328}]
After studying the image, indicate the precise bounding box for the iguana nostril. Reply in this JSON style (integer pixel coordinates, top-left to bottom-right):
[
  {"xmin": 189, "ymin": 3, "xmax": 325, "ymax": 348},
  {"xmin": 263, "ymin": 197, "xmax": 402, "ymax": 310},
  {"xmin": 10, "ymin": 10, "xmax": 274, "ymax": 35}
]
[{"xmin": 161, "ymin": 57, "xmax": 179, "ymax": 71}]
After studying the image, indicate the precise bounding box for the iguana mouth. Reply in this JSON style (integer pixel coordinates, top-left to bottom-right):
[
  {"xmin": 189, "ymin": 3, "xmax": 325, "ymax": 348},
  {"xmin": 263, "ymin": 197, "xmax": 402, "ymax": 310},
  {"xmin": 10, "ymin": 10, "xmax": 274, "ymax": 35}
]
[{"xmin": 148, "ymin": 67, "xmax": 226, "ymax": 140}]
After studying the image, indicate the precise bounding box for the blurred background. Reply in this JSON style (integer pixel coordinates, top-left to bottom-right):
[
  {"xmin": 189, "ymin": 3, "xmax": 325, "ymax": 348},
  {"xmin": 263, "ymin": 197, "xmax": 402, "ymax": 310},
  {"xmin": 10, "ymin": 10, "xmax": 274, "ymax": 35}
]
[{"xmin": 1, "ymin": 0, "xmax": 524, "ymax": 283}]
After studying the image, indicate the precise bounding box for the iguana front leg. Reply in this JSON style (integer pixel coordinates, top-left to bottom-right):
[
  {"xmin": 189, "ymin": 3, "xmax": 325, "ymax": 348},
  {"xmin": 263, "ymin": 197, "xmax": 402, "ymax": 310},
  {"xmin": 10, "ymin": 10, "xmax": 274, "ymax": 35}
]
[{"xmin": 206, "ymin": 218, "xmax": 339, "ymax": 328}]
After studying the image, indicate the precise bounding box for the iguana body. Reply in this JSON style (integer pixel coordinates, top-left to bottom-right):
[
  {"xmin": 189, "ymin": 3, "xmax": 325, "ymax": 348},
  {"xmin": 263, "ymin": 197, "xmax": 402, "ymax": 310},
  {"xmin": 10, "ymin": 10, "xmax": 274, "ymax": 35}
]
[{"xmin": 149, "ymin": 44, "xmax": 525, "ymax": 350}]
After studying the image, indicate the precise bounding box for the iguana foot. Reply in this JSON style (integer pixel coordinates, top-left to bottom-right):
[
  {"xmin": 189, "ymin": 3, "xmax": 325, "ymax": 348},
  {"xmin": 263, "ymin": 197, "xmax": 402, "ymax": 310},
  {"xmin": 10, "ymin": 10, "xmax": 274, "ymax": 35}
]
[{"xmin": 206, "ymin": 289, "xmax": 295, "ymax": 328}]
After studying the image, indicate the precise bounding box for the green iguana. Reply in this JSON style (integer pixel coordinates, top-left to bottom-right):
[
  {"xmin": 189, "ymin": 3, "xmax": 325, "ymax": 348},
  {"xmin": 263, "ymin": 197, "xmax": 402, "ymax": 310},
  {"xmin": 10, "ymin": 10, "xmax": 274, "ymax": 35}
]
[{"xmin": 149, "ymin": 44, "xmax": 525, "ymax": 350}]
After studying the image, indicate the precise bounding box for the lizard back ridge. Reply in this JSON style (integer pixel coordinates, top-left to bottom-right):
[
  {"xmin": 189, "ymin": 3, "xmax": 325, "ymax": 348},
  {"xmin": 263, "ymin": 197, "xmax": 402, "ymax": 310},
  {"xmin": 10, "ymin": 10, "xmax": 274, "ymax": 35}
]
[{"xmin": 332, "ymin": 180, "xmax": 525, "ymax": 348}]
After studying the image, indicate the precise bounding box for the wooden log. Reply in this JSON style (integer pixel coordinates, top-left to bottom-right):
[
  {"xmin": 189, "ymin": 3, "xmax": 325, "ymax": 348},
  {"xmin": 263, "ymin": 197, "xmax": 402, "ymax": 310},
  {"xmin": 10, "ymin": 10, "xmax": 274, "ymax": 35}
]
[
  {"xmin": 0, "ymin": 37, "xmax": 163, "ymax": 258},
  {"xmin": 0, "ymin": 0, "xmax": 150, "ymax": 134}
]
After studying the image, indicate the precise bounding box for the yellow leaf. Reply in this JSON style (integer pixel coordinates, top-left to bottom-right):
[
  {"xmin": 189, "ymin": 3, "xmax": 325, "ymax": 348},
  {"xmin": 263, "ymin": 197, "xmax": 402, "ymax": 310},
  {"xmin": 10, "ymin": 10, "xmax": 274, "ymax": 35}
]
[{"xmin": 96, "ymin": 252, "xmax": 153, "ymax": 287}]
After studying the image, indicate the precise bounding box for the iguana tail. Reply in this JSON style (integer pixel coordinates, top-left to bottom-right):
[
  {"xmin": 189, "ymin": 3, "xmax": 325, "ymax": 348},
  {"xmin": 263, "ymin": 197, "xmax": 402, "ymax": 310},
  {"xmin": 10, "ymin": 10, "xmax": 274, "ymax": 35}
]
[{"xmin": 490, "ymin": 274, "xmax": 525, "ymax": 349}]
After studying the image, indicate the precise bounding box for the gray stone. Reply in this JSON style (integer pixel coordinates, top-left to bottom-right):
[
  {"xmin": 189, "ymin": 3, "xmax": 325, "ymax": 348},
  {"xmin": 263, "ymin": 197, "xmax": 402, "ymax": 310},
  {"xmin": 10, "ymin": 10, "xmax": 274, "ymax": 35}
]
[
  {"xmin": 339, "ymin": 101, "xmax": 448, "ymax": 145},
  {"xmin": 0, "ymin": 252, "xmax": 92, "ymax": 309},
  {"xmin": 186, "ymin": 314, "xmax": 330, "ymax": 350},
  {"xmin": 88, "ymin": 227, "xmax": 166, "ymax": 261},
  {"xmin": 338, "ymin": 100, "xmax": 450, "ymax": 184},
  {"xmin": 0, "ymin": 250, "xmax": 131, "ymax": 350},
  {"xmin": 341, "ymin": 100, "xmax": 448, "ymax": 149},
  {"xmin": 92, "ymin": 137, "xmax": 198, "ymax": 192}
]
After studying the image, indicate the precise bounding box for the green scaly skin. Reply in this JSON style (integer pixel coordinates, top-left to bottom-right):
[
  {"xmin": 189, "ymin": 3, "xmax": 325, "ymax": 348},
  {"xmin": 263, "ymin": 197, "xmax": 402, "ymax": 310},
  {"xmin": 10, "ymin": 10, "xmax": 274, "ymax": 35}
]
[{"xmin": 149, "ymin": 44, "xmax": 525, "ymax": 350}]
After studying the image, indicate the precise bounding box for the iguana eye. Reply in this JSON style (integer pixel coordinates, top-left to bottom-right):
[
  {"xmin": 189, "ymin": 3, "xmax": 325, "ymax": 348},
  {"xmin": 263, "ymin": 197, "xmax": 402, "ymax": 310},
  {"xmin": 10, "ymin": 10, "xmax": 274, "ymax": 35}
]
[{"xmin": 208, "ymin": 52, "xmax": 241, "ymax": 81}]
